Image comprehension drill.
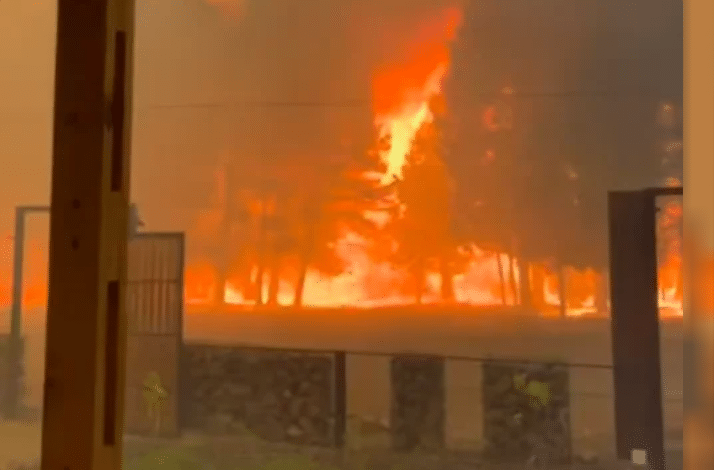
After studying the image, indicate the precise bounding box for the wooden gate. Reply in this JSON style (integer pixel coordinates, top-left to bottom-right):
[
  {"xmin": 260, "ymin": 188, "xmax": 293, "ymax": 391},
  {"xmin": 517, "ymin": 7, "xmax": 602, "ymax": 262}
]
[{"xmin": 124, "ymin": 232, "xmax": 185, "ymax": 437}]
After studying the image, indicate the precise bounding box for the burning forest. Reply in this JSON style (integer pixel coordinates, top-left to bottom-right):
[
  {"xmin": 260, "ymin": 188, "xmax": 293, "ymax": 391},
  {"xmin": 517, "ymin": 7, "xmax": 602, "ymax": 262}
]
[
  {"xmin": 179, "ymin": 2, "xmax": 684, "ymax": 318},
  {"xmin": 0, "ymin": 0, "xmax": 684, "ymax": 319}
]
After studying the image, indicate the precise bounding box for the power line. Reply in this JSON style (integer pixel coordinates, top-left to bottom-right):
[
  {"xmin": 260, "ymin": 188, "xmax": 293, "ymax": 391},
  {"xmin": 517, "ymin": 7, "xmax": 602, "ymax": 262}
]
[
  {"xmin": 141, "ymin": 90, "xmax": 671, "ymax": 112},
  {"xmin": 144, "ymin": 100, "xmax": 371, "ymax": 110}
]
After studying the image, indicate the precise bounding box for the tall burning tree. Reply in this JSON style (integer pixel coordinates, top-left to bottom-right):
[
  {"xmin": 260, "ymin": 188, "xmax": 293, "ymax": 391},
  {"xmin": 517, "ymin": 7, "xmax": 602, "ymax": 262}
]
[
  {"xmin": 291, "ymin": 140, "xmax": 392, "ymax": 308},
  {"xmin": 365, "ymin": 7, "xmax": 463, "ymax": 304},
  {"xmin": 394, "ymin": 97, "xmax": 455, "ymax": 303}
]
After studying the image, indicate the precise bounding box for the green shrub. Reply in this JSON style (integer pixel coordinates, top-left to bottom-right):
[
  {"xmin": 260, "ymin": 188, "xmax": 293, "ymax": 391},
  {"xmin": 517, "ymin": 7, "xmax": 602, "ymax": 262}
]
[{"xmin": 513, "ymin": 373, "xmax": 551, "ymax": 409}]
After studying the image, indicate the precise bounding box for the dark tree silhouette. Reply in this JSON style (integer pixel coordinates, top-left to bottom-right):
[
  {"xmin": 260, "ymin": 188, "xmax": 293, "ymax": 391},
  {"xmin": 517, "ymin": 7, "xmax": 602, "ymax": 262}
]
[
  {"xmin": 292, "ymin": 129, "xmax": 391, "ymax": 307},
  {"xmin": 395, "ymin": 108, "xmax": 455, "ymax": 303}
]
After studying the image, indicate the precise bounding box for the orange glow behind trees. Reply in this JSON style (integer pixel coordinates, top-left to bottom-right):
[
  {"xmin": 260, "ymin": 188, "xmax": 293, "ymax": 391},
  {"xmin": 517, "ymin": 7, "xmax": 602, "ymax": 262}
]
[{"xmin": 0, "ymin": 4, "xmax": 683, "ymax": 319}]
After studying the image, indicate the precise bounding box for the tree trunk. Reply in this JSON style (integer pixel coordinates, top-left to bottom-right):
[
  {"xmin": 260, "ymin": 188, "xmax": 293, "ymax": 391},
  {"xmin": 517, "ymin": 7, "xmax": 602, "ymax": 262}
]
[
  {"xmin": 255, "ymin": 207, "xmax": 268, "ymax": 306},
  {"xmin": 518, "ymin": 258, "xmax": 532, "ymax": 309},
  {"xmin": 595, "ymin": 269, "xmax": 608, "ymax": 315},
  {"xmin": 530, "ymin": 264, "xmax": 546, "ymax": 311},
  {"xmin": 507, "ymin": 253, "xmax": 519, "ymax": 305},
  {"xmin": 294, "ymin": 263, "xmax": 308, "ymax": 308},
  {"xmin": 216, "ymin": 164, "xmax": 231, "ymax": 305},
  {"xmin": 267, "ymin": 257, "xmax": 280, "ymax": 306},
  {"xmin": 415, "ymin": 256, "xmax": 426, "ymax": 305},
  {"xmin": 557, "ymin": 265, "xmax": 568, "ymax": 318},
  {"xmin": 254, "ymin": 263, "xmax": 265, "ymax": 305},
  {"xmin": 496, "ymin": 253, "xmax": 508, "ymax": 305},
  {"xmin": 214, "ymin": 232, "xmax": 229, "ymax": 305},
  {"xmin": 242, "ymin": 263, "xmax": 253, "ymax": 303},
  {"xmin": 215, "ymin": 265, "xmax": 226, "ymax": 305},
  {"xmin": 440, "ymin": 253, "xmax": 454, "ymax": 302},
  {"xmin": 294, "ymin": 235, "xmax": 313, "ymax": 308},
  {"xmin": 295, "ymin": 204, "xmax": 320, "ymax": 308}
]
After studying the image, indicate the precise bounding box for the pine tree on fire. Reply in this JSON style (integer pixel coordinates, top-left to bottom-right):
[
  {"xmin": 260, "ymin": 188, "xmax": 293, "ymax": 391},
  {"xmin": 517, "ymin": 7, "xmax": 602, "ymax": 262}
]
[
  {"xmin": 292, "ymin": 129, "xmax": 393, "ymax": 307},
  {"xmin": 291, "ymin": 163, "xmax": 347, "ymax": 308},
  {"xmin": 395, "ymin": 101, "xmax": 456, "ymax": 304}
]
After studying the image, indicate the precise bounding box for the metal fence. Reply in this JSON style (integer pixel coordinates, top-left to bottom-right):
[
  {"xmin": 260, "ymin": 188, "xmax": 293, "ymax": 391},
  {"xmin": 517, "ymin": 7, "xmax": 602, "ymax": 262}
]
[
  {"xmin": 124, "ymin": 232, "xmax": 185, "ymax": 436},
  {"xmin": 175, "ymin": 340, "xmax": 683, "ymax": 466}
]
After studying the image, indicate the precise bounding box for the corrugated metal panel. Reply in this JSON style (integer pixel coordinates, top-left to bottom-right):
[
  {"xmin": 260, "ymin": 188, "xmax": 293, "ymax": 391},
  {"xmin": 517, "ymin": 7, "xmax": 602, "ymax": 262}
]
[
  {"xmin": 125, "ymin": 232, "xmax": 184, "ymax": 437},
  {"xmin": 127, "ymin": 234, "xmax": 183, "ymax": 336}
]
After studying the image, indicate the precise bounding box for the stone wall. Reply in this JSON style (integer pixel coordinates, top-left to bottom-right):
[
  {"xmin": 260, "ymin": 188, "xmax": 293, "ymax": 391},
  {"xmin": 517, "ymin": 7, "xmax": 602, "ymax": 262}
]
[
  {"xmin": 173, "ymin": 337, "xmax": 672, "ymax": 465},
  {"xmin": 391, "ymin": 355, "xmax": 445, "ymax": 452},
  {"xmin": 183, "ymin": 343, "xmax": 337, "ymax": 447},
  {"xmin": 180, "ymin": 343, "xmax": 578, "ymax": 463},
  {"xmin": 482, "ymin": 361, "xmax": 571, "ymax": 465},
  {"xmin": 182, "ymin": 311, "xmax": 683, "ymax": 460}
]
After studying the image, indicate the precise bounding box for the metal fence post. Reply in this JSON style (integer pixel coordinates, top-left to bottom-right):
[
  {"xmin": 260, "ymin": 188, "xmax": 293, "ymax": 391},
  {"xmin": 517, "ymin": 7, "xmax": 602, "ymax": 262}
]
[
  {"xmin": 4, "ymin": 206, "xmax": 50, "ymax": 419},
  {"xmin": 4, "ymin": 208, "xmax": 26, "ymax": 419}
]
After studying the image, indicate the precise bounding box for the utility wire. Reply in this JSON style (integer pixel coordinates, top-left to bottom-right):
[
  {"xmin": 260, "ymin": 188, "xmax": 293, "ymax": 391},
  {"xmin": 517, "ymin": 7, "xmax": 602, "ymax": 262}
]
[{"xmin": 141, "ymin": 90, "xmax": 672, "ymax": 111}]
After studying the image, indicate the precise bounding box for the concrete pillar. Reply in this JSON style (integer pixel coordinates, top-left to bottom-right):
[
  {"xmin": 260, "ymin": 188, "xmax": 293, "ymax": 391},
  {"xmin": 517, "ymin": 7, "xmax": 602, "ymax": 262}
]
[
  {"xmin": 568, "ymin": 366, "xmax": 616, "ymax": 461},
  {"xmin": 344, "ymin": 354, "xmax": 391, "ymax": 450},
  {"xmin": 445, "ymin": 360, "xmax": 484, "ymax": 452}
]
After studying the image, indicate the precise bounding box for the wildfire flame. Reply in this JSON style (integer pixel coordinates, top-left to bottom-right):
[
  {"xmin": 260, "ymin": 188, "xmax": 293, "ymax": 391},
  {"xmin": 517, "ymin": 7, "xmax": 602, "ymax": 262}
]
[
  {"xmin": 0, "ymin": 5, "xmax": 684, "ymax": 320},
  {"xmin": 178, "ymin": 4, "xmax": 683, "ymax": 318},
  {"xmin": 0, "ymin": 232, "xmax": 48, "ymax": 310},
  {"xmin": 372, "ymin": 7, "xmax": 462, "ymax": 185}
]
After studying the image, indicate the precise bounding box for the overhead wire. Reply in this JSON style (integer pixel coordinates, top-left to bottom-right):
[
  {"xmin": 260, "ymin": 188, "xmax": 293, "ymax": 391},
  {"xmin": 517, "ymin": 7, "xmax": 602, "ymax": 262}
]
[{"xmin": 140, "ymin": 90, "xmax": 673, "ymax": 111}]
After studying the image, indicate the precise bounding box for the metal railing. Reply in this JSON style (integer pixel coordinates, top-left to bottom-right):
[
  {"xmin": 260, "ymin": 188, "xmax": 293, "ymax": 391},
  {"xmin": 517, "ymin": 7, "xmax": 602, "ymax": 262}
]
[{"xmin": 170, "ymin": 339, "xmax": 683, "ymax": 467}]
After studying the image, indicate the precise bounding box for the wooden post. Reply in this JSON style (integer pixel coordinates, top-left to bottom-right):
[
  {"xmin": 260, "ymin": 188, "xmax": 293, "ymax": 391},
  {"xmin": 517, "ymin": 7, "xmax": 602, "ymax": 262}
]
[{"xmin": 40, "ymin": 0, "xmax": 135, "ymax": 468}]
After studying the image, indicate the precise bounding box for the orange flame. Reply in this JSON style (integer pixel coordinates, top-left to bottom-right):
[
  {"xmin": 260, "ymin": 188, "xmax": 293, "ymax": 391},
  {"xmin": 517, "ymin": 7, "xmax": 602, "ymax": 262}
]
[
  {"xmin": 372, "ymin": 6, "xmax": 463, "ymax": 185},
  {"xmin": 0, "ymin": 233, "xmax": 48, "ymax": 310},
  {"xmin": 177, "ymin": 5, "xmax": 683, "ymax": 319}
]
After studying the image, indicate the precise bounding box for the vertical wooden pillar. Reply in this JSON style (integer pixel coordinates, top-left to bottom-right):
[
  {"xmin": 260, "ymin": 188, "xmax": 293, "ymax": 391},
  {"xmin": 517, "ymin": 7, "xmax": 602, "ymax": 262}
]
[
  {"xmin": 40, "ymin": 0, "xmax": 135, "ymax": 468},
  {"xmin": 608, "ymin": 190, "xmax": 665, "ymax": 469}
]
